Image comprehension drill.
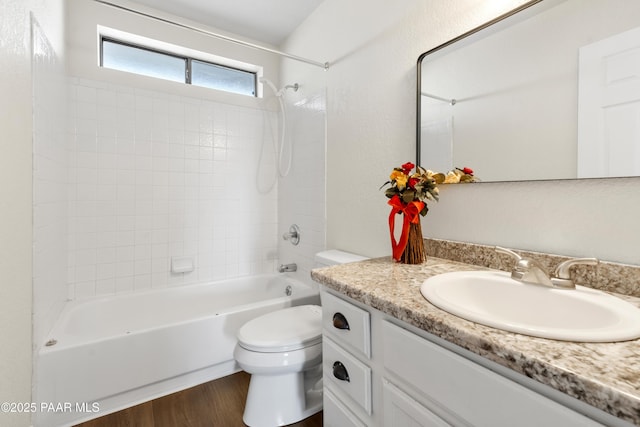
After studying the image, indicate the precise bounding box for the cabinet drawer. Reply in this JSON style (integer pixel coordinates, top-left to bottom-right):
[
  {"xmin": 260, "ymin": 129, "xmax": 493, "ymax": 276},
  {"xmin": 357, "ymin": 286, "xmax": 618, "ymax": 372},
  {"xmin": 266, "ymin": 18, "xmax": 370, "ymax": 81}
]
[
  {"xmin": 323, "ymin": 336, "xmax": 372, "ymax": 415},
  {"xmin": 383, "ymin": 379, "xmax": 451, "ymax": 427},
  {"xmin": 382, "ymin": 321, "xmax": 603, "ymax": 427},
  {"xmin": 324, "ymin": 387, "xmax": 367, "ymax": 427},
  {"xmin": 321, "ymin": 291, "xmax": 371, "ymax": 358}
]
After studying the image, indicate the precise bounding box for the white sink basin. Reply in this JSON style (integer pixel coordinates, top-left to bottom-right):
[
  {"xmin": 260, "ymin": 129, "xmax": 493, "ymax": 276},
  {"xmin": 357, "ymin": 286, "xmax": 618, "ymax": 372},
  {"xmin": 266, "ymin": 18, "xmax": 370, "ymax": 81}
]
[{"xmin": 420, "ymin": 270, "xmax": 640, "ymax": 342}]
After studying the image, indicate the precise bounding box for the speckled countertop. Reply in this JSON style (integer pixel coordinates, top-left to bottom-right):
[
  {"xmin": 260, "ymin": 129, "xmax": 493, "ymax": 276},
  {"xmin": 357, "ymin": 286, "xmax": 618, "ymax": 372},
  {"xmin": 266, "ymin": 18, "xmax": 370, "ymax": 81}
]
[{"xmin": 311, "ymin": 256, "xmax": 640, "ymax": 426}]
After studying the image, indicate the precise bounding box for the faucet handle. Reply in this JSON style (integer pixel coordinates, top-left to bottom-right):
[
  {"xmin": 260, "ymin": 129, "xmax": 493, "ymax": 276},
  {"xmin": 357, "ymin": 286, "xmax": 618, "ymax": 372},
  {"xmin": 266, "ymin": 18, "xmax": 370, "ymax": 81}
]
[
  {"xmin": 553, "ymin": 257, "xmax": 599, "ymax": 279},
  {"xmin": 495, "ymin": 246, "xmax": 525, "ymax": 273},
  {"xmin": 494, "ymin": 246, "xmax": 522, "ymax": 261},
  {"xmin": 282, "ymin": 224, "xmax": 300, "ymax": 246},
  {"xmin": 550, "ymin": 258, "xmax": 598, "ymax": 289}
]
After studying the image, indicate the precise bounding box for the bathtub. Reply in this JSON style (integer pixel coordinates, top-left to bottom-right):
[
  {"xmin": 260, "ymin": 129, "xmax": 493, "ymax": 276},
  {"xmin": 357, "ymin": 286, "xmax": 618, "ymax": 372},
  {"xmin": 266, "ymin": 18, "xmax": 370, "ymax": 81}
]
[{"xmin": 35, "ymin": 274, "xmax": 319, "ymax": 427}]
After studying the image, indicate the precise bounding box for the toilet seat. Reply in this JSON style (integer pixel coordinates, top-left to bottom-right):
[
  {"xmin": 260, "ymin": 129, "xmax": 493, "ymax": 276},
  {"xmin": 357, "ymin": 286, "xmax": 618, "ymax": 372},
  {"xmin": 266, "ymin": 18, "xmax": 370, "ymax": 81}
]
[
  {"xmin": 234, "ymin": 342, "xmax": 322, "ymax": 375},
  {"xmin": 237, "ymin": 305, "xmax": 322, "ymax": 352}
]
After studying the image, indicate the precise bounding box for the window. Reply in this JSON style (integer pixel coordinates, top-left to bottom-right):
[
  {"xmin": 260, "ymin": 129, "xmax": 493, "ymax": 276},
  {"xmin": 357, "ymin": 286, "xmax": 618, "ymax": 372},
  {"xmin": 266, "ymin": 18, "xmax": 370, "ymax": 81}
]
[
  {"xmin": 102, "ymin": 39, "xmax": 186, "ymax": 83},
  {"xmin": 190, "ymin": 59, "xmax": 256, "ymax": 96},
  {"xmin": 100, "ymin": 38, "xmax": 257, "ymax": 97}
]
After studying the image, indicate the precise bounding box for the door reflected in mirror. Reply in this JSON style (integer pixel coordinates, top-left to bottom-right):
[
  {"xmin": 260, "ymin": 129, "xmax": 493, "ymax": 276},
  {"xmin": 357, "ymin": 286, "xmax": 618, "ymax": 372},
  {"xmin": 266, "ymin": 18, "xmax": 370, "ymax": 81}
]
[{"xmin": 417, "ymin": 0, "xmax": 640, "ymax": 182}]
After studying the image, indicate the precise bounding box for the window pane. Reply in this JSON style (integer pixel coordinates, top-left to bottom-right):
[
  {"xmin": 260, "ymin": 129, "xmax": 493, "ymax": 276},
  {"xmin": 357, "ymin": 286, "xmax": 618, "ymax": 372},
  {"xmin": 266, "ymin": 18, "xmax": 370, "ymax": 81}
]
[
  {"xmin": 102, "ymin": 40, "xmax": 185, "ymax": 83},
  {"xmin": 191, "ymin": 60, "xmax": 256, "ymax": 96}
]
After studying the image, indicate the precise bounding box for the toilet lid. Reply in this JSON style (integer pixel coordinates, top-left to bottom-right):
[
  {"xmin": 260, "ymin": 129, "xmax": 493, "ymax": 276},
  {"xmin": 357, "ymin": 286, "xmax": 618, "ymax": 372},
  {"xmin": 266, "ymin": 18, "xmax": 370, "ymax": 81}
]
[{"xmin": 237, "ymin": 305, "xmax": 322, "ymax": 352}]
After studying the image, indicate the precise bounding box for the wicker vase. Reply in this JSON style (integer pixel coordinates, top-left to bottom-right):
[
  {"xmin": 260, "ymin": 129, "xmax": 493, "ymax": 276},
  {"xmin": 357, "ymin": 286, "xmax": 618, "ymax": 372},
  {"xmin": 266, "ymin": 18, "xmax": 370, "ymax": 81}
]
[{"xmin": 400, "ymin": 219, "xmax": 426, "ymax": 264}]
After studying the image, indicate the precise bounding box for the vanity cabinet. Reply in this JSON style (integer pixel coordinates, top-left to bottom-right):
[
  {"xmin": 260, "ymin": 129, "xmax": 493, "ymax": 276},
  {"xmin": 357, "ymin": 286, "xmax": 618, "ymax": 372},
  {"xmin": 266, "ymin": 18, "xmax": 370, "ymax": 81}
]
[
  {"xmin": 382, "ymin": 321, "xmax": 602, "ymax": 427},
  {"xmin": 320, "ymin": 288, "xmax": 606, "ymax": 427}
]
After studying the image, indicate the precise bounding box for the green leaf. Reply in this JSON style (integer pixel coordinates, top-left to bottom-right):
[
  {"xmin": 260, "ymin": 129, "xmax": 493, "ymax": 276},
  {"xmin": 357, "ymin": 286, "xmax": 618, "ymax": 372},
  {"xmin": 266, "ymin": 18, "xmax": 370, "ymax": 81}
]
[
  {"xmin": 385, "ymin": 188, "xmax": 398, "ymax": 199},
  {"xmin": 402, "ymin": 189, "xmax": 416, "ymax": 203},
  {"xmin": 379, "ymin": 180, "xmax": 391, "ymax": 190}
]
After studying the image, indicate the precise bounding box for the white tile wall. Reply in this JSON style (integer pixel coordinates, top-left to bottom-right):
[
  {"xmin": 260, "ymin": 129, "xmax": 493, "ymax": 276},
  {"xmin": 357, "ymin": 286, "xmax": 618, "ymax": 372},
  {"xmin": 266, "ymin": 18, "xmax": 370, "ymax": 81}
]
[
  {"xmin": 32, "ymin": 19, "xmax": 69, "ymax": 346},
  {"xmin": 67, "ymin": 78, "xmax": 279, "ymax": 298}
]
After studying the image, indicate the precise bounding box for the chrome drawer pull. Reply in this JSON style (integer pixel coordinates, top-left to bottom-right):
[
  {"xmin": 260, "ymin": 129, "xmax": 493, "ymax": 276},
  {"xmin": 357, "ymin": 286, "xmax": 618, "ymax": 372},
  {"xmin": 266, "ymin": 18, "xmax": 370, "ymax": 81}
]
[
  {"xmin": 333, "ymin": 361, "xmax": 350, "ymax": 382},
  {"xmin": 332, "ymin": 312, "xmax": 350, "ymax": 330}
]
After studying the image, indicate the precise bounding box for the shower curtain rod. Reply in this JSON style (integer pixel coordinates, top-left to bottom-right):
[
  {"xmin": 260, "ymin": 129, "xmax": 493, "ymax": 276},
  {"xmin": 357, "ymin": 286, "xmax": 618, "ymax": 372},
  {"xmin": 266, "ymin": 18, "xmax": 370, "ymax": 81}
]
[
  {"xmin": 94, "ymin": 0, "xmax": 330, "ymax": 70},
  {"xmin": 421, "ymin": 92, "xmax": 457, "ymax": 106}
]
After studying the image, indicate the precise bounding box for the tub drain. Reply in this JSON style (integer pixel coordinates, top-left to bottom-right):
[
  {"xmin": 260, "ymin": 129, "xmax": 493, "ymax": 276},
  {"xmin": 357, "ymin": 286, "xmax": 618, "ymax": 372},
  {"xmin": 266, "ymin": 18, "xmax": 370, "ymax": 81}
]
[{"xmin": 285, "ymin": 285, "xmax": 292, "ymax": 296}]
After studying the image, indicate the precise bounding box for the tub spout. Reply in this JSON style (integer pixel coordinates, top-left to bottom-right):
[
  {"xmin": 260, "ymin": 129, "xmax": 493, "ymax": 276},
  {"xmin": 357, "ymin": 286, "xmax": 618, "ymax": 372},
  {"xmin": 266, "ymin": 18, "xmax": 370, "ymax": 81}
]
[{"xmin": 278, "ymin": 263, "xmax": 297, "ymax": 273}]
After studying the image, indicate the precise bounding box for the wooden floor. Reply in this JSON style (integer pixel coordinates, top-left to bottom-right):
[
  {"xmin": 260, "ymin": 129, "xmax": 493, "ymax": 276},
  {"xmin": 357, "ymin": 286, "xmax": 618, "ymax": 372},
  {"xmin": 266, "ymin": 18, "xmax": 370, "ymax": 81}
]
[{"xmin": 75, "ymin": 372, "xmax": 323, "ymax": 427}]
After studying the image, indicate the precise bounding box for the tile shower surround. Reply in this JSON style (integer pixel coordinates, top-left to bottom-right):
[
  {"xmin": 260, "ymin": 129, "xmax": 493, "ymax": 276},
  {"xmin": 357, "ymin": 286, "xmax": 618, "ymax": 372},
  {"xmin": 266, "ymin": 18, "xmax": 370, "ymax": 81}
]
[
  {"xmin": 66, "ymin": 78, "xmax": 279, "ymax": 299},
  {"xmin": 33, "ymin": 20, "xmax": 68, "ymax": 350}
]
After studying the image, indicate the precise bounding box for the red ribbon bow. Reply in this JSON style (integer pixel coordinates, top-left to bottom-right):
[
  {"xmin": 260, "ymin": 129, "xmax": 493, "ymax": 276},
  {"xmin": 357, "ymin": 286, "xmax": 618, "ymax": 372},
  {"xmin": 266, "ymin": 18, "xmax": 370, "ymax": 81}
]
[{"xmin": 388, "ymin": 195, "xmax": 425, "ymax": 261}]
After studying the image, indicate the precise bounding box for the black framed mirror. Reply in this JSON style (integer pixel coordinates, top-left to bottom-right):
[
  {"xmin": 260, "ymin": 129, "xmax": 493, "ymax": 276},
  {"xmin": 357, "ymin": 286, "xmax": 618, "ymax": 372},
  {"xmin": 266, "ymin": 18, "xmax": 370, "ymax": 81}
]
[{"xmin": 417, "ymin": 0, "xmax": 640, "ymax": 182}]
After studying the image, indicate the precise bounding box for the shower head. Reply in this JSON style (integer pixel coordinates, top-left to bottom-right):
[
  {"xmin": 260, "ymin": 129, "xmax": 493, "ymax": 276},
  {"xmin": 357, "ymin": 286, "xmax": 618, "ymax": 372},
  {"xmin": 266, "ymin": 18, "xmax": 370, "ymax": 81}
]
[{"xmin": 260, "ymin": 77, "xmax": 299, "ymax": 97}]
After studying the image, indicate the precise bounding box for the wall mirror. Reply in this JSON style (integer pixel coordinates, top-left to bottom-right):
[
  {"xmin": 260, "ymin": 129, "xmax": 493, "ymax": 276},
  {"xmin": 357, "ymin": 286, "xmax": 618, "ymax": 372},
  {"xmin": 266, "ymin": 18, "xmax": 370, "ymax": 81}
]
[{"xmin": 417, "ymin": 0, "xmax": 640, "ymax": 182}]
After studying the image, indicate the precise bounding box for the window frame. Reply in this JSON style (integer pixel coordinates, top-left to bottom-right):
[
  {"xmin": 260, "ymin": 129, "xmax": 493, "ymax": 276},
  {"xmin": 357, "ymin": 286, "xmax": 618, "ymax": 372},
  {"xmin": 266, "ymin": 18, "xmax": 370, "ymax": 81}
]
[{"xmin": 100, "ymin": 36, "xmax": 258, "ymax": 97}]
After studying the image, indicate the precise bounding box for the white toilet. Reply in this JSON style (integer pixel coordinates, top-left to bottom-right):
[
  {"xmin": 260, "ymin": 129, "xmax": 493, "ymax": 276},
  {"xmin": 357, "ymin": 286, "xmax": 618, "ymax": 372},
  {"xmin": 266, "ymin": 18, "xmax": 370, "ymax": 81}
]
[{"xmin": 234, "ymin": 250, "xmax": 367, "ymax": 427}]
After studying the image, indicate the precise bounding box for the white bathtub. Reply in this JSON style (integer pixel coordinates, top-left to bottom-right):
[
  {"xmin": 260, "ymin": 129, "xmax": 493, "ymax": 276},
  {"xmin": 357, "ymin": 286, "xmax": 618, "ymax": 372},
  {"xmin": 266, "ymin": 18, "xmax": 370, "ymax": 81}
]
[{"xmin": 35, "ymin": 274, "xmax": 320, "ymax": 427}]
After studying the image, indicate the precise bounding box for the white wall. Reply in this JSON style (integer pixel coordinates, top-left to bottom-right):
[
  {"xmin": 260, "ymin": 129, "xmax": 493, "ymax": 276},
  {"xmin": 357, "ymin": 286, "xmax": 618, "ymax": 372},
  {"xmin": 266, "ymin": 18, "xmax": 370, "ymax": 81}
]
[
  {"xmin": 1, "ymin": 2, "xmax": 65, "ymax": 425},
  {"xmin": 283, "ymin": 0, "xmax": 640, "ymax": 267}
]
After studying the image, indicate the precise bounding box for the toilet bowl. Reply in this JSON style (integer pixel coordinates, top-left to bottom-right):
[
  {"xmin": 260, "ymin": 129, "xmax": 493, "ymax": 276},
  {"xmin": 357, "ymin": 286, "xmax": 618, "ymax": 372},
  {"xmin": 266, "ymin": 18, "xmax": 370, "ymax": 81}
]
[
  {"xmin": 234, "ymin": 305, "xmax": 323, "ymax": 427},
  {"xmin": 234, "ymin": 250, "xmax": 367, "ymax": 426}
]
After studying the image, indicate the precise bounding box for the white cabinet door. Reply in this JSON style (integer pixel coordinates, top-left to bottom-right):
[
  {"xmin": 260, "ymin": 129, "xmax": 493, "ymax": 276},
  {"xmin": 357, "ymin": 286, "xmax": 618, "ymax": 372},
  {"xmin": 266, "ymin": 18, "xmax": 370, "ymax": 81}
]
[
  {"xmin": 382, "ymin": 321, "xmax": 603, "ymax": 427},
  {"xmin": 383, "ymin": 379, "xmax": 452, "ymax": 427},
  {"xmin": 324, "ymin": 387, "xmax": 367, "ymax": 427}
]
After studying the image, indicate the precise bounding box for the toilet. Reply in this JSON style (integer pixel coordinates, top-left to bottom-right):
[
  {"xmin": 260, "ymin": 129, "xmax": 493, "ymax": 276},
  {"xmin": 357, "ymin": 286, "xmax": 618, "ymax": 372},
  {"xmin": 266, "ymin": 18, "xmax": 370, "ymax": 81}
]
[{"xmin": 234, "ymin": 250, "xmax": 367, "ymax": 427}]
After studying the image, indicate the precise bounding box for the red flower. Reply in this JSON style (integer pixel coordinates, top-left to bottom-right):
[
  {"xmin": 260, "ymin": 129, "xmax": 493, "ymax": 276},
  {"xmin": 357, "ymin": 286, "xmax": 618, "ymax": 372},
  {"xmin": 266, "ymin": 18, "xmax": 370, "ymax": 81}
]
[
  {"xmin": 408, "ymin": 177, "xmax": 419, "ymax": 189},
  {"xmin": 401, "ymin": 162, "xmax": 415, "ymax": 174},
  {"xmin": 462, "ymin": 167, "xmax": 474, "ymax": 175}
]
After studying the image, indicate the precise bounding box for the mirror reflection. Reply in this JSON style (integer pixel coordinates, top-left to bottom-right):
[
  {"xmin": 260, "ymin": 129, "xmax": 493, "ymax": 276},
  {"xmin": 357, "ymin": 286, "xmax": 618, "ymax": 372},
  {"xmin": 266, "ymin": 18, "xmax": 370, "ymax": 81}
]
[{"xmin": 417, "ymin": 0, "xmax": 640, "ymax": 182}]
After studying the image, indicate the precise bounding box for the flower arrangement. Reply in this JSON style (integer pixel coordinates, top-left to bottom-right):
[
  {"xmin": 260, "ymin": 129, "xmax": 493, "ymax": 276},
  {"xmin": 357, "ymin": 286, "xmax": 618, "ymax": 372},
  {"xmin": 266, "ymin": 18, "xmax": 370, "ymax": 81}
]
[
  {"xmin": 381, "ymin": 162, "xmax": 476, "ymax": 263},
  {"xmin": 438, "ymin": 167, "xmax": 477, "ymax": 184},
  {"xmin": 381, "ymin": 162, "xmax": 438, "ymax": 263},
  {"xmin": 382, "ymin": 162, "xmax": 440, "ymax": 215}
]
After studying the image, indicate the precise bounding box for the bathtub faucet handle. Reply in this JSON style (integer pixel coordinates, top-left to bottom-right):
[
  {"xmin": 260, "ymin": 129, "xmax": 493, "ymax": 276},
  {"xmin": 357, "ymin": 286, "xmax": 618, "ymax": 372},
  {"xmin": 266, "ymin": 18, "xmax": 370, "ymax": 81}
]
[
  {"xmin": 282, "ymin": 224, "xmax": 300, "ymax": 246},
  {"xmin": 278, "ymin": 263, "xmax": 297, "ymax": 273}
]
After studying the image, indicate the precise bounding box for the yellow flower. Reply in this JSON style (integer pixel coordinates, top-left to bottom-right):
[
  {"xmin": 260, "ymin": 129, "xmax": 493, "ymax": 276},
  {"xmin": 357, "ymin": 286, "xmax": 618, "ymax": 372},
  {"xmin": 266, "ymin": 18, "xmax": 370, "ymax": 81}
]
[
  {"xmin": 390, "ymin": 170, "xmax": 408, "ymax": 189},
  {"xmin": 444, "ymin": 171, "xmax": 460, "ymax": 184}
]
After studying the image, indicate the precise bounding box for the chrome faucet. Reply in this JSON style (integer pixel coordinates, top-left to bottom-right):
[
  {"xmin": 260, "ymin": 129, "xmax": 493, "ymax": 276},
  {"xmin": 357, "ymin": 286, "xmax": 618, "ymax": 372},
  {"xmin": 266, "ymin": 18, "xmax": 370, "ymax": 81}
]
[
  {"xmin": 278, "ymin": 263, "xmax": 297, "ymax": 273},
  {"xmin": 495, "ymin": 246, "xmax": 553, "ymax": 287},
  {"xmin": 495, "ymin": 246, "xmax": 599, "ymax": 290}
]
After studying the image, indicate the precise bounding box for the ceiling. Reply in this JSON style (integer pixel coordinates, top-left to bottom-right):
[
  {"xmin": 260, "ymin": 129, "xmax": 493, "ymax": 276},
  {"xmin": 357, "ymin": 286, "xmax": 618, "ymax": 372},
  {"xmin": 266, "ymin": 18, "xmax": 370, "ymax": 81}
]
[{"xmin": 130, "ymin": 0, "xmax": 325, "ymax": 46}]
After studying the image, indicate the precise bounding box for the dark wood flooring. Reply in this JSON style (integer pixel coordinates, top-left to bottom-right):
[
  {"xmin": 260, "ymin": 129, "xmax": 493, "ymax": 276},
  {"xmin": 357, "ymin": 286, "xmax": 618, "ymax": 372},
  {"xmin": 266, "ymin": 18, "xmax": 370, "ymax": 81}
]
[{"xmin": 74, "ymin": 371, "xmax": 323, "ymax": 427}]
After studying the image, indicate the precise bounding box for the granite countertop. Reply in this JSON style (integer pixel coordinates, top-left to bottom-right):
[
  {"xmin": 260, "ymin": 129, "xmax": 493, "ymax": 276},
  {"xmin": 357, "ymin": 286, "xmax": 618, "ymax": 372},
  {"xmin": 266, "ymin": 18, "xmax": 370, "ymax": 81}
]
[{"xmin": 311, "ymin": 256, "xmax": 640, "ymax": 426}]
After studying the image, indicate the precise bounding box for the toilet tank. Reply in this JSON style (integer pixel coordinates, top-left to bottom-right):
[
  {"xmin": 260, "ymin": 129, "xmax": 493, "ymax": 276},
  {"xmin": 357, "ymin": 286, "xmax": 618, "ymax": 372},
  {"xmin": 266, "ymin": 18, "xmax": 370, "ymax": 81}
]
[{"xmin": 315, "ymin": 250, "xmax": 368, "ymax": 267}]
